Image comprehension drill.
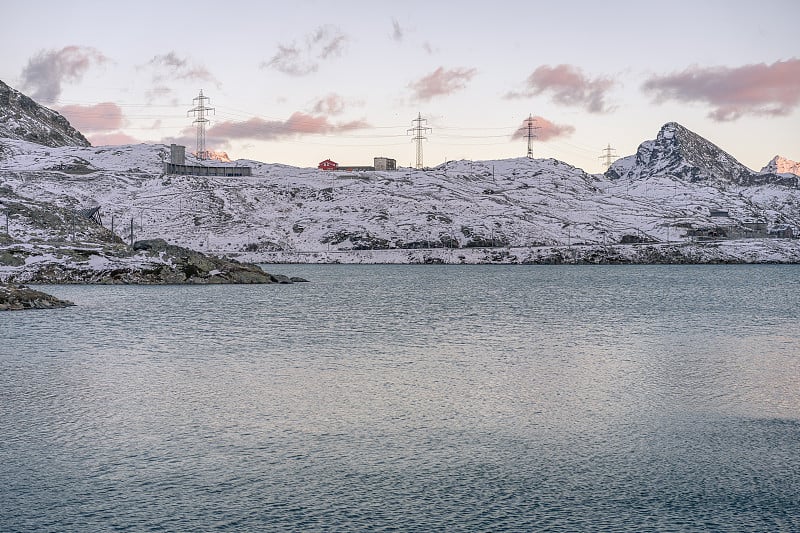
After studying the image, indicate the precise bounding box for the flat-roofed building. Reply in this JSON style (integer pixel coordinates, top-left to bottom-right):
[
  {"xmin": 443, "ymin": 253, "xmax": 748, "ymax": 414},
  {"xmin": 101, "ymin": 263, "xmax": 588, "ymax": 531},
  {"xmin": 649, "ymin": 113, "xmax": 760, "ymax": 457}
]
[{"xmin": 374, "ymin": 157, "xmax": 396, "ymax": 171}]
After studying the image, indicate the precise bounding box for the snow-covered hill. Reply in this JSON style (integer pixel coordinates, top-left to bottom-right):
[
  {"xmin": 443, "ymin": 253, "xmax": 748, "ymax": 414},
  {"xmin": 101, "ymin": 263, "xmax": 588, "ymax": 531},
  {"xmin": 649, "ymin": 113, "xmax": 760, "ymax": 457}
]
[
  {"xmin": 0, "ymin": 79, "xmax": 798, "ymax": 266},
  {"xmin": 1, "ymin": 133, "xmax": 799, "ymax": 265},
  {"xmin": 0, "ymin": 80, "xmax": 90, "ymax": 148}
]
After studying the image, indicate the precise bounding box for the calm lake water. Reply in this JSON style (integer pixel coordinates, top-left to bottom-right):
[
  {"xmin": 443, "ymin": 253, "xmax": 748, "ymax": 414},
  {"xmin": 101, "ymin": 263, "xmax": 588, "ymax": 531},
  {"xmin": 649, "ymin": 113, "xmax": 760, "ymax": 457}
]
[{"xmin": 2, "ymin": 265, "xmax": 799, "ymax": 532}]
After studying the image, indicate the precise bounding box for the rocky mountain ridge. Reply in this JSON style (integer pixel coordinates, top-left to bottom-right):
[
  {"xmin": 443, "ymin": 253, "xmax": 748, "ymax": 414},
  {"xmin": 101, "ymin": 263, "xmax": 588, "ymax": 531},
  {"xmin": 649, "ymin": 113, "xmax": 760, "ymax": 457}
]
[
  {"xmin": 0, "ymin": 79, "xmax": 90, "ymax": 148},
  {"xmin": 606, "ymin": 122, "xmax": 798, "ymax": 188}
]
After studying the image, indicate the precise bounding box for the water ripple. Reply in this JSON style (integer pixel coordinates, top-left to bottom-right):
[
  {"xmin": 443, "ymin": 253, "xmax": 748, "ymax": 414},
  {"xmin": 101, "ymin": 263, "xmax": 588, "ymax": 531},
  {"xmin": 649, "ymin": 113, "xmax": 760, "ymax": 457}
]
[{"xmin": 2, "ymin": 265, "xmax": 799, "ymax": 531}]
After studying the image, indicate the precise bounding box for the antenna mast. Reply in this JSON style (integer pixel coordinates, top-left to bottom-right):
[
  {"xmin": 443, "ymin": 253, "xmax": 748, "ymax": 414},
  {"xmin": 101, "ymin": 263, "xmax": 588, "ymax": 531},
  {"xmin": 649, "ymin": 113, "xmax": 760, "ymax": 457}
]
[
  {"xmin": 599, "ymin": 143, "xmax": 618, "ymax": 169},
  {"xmin": 523, "ymin": 114, "xmax": 540, "ymax": 159},
  {"xmin": 407, "ymin": 112, "xmax": 432, "ymax": 169},
  {"xmin": 188, "ymin": 89, "xmax": 215, "ymax": 160}
]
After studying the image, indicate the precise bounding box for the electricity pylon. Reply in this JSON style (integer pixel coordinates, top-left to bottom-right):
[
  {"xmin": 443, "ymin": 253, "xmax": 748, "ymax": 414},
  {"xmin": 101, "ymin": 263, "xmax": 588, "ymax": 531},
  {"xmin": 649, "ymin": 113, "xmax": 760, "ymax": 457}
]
[
  {"xmin": 599, "ymin": 143, "xmax": 618, "ymax": 169},
  {"xmin": 522, "ymin": 114, "xmax": 540, "ymax": 158},
  {"xmin": 408, "ymin": 112, "xmax": 432, "ymax": 169},
  {"xmin": 188, "ymin": 90, "xmax": 215, "ymax": 160}
]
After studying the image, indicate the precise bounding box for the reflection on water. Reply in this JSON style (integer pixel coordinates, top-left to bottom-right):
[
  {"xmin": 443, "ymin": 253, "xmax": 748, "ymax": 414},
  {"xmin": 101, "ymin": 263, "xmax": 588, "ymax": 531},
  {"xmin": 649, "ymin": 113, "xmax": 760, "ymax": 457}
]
[{"xmin": 2, "ymin": 265, "xmax": 799, "ymax": 531}]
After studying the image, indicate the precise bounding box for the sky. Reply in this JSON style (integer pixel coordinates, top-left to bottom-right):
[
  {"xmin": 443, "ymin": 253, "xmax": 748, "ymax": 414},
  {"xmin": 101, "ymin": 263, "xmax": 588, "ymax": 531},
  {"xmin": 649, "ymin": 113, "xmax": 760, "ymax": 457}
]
[{"xmin": 2, "ymin": 0, "xmax": 798, "ymax": 172}]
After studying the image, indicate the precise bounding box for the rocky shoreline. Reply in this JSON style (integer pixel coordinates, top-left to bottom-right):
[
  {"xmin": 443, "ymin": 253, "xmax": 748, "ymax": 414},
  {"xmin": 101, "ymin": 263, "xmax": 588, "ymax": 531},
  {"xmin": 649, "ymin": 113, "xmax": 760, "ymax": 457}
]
[
  {"xmin": 0, "ymin": 284, "xmax": 75, "ymax": 310},
  {"xmin": 0, "ymin": 239, "xmax": 309, "ymax": 285},
  {"xmin": 233, "ymin": 240, "xmax": 800, "ymax": 265},
  {"xmin": 0, "ymin": 239, "xmax": 308, "ymax": 310}
]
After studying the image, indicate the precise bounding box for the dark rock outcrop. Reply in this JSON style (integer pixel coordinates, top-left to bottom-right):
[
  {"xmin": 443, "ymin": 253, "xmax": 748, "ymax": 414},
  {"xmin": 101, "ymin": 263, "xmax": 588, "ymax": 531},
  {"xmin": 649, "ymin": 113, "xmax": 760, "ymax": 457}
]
[
  {"xmin": 0, "ymin": 283, "xmax": 75, "ymax": 310},
  {"xmin": 121, "ymin": 238, "xmax": 277, "ymax": 283},
  {"xmin": 1, "ymin": 240, "xmax": 307, "ymax": 284}
]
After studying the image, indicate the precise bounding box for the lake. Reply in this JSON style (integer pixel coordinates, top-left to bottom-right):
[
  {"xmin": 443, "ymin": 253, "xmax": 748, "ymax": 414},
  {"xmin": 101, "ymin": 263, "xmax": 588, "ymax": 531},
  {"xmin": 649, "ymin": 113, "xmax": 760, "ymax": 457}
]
[{"xmin": 2, "ymin": 265, "xmax": 799, "ymax": 531}]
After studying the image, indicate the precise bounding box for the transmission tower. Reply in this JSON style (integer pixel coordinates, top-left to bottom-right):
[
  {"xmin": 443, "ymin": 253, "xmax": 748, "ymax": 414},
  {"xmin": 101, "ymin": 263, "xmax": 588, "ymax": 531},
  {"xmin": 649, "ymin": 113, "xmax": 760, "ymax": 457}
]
[
  {"xmin": 407, "ymin": 112, "xmax": 432, "ymax": 169},
  {"xmin": 599, "ymin": 143, "xmax": 618, "ymax": 169},
  {"xmin": 521, "ymin": 114, "xmax": 540, "ymax": 159},
  {"xmin": 188, "ymin": 89, "xmax": 215, "ymax": 160}
]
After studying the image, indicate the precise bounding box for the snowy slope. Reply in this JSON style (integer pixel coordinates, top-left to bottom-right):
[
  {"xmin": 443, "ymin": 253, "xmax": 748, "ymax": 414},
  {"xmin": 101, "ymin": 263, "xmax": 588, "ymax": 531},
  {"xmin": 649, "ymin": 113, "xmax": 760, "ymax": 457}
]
[
  {"xmin": 2, "ymin": 131, "xmax": 800, "ymax": 265},
  {"xmin": 7, "ymin": 81, "xmax": 795, "ymax": 267}
]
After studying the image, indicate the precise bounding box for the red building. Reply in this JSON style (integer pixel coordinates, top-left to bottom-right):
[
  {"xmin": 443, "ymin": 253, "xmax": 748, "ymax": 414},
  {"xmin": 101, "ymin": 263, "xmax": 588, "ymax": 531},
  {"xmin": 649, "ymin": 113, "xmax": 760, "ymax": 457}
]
[{"xmin": 318, "ymin": 159, "xmax": 338, "ymax": 171}]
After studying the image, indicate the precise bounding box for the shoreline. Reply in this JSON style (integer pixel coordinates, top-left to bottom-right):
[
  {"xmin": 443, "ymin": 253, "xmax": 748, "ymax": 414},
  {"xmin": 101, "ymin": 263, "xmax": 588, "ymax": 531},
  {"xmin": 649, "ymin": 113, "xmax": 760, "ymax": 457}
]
[{"xmin": 230, "ymin": 240, "xmax": 800, "ymax": 265}]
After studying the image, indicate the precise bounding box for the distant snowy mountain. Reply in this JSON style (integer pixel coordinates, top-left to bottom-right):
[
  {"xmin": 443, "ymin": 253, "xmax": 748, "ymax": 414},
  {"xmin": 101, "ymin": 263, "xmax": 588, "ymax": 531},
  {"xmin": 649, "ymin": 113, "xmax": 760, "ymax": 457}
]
[
  {"xmin": 606, "ymin": 122, "xmax": 798, "ymax": 188},
  {"xmin": 761, "ymin": 155, "xmax": 800, "ymax": 177},
  {"xmin": 0, "ymin": 79, "xmax": 90, "ymax": 148}
]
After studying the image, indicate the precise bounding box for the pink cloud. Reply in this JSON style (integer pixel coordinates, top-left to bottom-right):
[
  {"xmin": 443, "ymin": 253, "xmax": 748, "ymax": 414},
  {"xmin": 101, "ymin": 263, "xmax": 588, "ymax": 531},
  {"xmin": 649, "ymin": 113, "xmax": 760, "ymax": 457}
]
[
  {"xmin": 409, "ymin": 66, "xmax": 477, "ymax": 101},
  {"xmin": 87, "ymin": 132, "xmax": 141, "ymax": 146},
  {"xmin": 57, "ymin": 102, "xmax": 125, "ymax": 132},
  {"xmin": 510, "ymin": 116, "xmax": 575, "ymax": 142},
  {"xmin": 506, "ymin": 64, "xmax": 614, "ymax": 113},
  {"xmin": 205, "ymin": 112, "xmax": 370, "ymax": 142},
  {"xmin": 642, "ymin": 58, "xmax": 800, "ymax": 121},
  {"xmin": 20, "ymin": 46, "xmax": 108, "ymax": 104},
  {"xmin": 312, "ymin": 93, "xmax": 346, "ymax": 115}
]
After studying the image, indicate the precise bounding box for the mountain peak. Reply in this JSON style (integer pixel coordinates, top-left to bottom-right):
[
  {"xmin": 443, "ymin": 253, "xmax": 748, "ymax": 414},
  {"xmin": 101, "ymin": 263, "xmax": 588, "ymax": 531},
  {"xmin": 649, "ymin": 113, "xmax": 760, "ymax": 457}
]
[
  {"xmin": 607, "ymin": 122, "xmax": 753, "ymax": 184},
  {"xmin": 656, "ymin": 121, "xmax": 686, "ymax": 140},
  {"xmin": 0, "ymin": 79, "xmax": 90, "ymax": 148},
  {"xmin": 761, "ymin": 155, "xmax": 800, "ymax": 176}
]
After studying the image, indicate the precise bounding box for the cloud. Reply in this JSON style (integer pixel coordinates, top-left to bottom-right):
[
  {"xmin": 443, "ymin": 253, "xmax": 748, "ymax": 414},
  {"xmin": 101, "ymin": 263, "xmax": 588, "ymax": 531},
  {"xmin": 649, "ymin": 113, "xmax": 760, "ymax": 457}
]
[
  {"xmin": 145, "ymin": 85, "xmax": 177, "ymax": 105},
  {"xmin": 160, "ymin": 129, "xmax": 205, "ymax": 150},
  {"xmin": 204, "ymin": 112, "xmax": 370, "ymax": 142},
  {"xmin": 262, "ymin": 25, "xmax": 348, "ymax": 76},
  {"xmin": 139, "ymin": 53, "xmax": 218, "ymax": 105},
  {"xmin": 142, "ymin": 53, "xmax": 219, "ymax": 102},
  {"xmin": 409, "ymin": 66, "xmax": 477, "ymax": 101},
  {"xmin": 312, "ymin": 93, "xmax": 346, "ymax": 115},
  {"xmin": 87, "ymin": 132, "xmax": 141, "ymax": 146},
  {"xmin": 505, "ymin": 64, "xmax": 615, "ymax": 113},
  {"xmin": 642, "ymin": 58, "xmax": 800, "ymax": 121},
  {"xmin": 510, "ymin": 116, "xmax": 575, "ymax": 142},
  {"xmin": 391, "ymin": 18, "xmax": 404, "ymax": 42},
  {"xmin": 57, "ymin": 102, "xmax": 126, "ymax": 132},
  {"xmin": 147, "ymin": 52, "xmax": 217, "ymax": 84},
  {"xmin": 20, "ymin": 46, "xmax": 108, "ymax": 104}
]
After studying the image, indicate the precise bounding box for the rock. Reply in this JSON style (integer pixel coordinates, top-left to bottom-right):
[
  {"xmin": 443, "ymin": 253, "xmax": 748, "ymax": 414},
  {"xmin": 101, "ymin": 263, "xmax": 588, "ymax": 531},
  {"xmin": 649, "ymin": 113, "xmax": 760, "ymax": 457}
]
[
  {"xmin": 1, "ymin": 240, "xmax": 310, "ymax": 285},
  {"xmin": 0, "ymin": 283, "xmax": 75, "ymax": 311},
  {"xmin": 290, "ymin": 277, "xmax": 309, "ymax": 283},
  {"xmin": 131, "ymin": 239, "xmax": 277, "ymax": 284}
]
